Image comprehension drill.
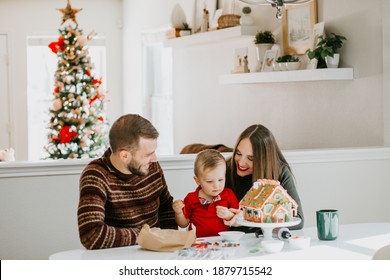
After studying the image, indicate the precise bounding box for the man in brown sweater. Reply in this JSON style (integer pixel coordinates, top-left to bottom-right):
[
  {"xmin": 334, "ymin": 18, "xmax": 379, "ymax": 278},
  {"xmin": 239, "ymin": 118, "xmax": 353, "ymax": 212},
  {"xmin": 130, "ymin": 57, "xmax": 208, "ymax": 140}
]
[{"xmin": 77, "ymin": 114, "xmax": 177, "ymax": 249}]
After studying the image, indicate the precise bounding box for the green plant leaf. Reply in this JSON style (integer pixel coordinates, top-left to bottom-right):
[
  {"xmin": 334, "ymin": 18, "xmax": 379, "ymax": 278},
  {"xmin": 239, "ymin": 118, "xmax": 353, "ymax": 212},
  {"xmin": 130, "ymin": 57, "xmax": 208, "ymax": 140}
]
[{"xmin": 254, "ymin": 30, "xmax": 275, "ymax": 44}]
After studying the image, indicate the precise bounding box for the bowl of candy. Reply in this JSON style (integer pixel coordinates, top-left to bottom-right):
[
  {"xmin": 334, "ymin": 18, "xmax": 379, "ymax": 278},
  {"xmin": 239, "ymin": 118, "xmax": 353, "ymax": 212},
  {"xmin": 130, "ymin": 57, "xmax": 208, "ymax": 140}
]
[
  {"xmin": 218, "ymin": 231, "xmax": 245, "ymax": 242},
  {"xmin": 221, "ymin": 242, "xmax": 240, "ymax": 258},
  {"xmin": 289, "ymin": 236, "xmax": 311, "ymax": 250}
]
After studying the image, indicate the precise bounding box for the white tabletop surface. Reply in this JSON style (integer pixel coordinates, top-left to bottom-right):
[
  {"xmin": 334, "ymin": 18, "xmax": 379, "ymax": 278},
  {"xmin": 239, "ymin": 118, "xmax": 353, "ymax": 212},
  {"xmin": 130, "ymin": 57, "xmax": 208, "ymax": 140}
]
[{"xmin": 49, "ymin": 223, "xmax": 390, "ymax": 260}]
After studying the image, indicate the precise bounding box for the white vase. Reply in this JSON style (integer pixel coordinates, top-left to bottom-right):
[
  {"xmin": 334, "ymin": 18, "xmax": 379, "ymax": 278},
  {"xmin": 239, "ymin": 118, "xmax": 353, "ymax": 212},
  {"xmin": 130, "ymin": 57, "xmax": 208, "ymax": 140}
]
[
  {"xmin": 306, "ymin": 58, "xmax": 318, "ymax": 69},
  {"xmin": 255, "ymin": 43, "xmax": 273, "ymax": 72},
  {"xmin": 325, "ymin": 53, "xmax": 340, "ymax": 68},
  {"xmin": 240, "ymin": 14, "xmax": 254, "ymax": 26}
]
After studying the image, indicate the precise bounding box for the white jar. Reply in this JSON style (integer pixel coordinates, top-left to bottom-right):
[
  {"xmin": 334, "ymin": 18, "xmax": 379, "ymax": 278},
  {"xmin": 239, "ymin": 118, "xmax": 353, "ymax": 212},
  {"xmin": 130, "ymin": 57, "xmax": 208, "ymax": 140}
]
[{"xmin": 240, "ymin": 14, "xmax": 254, "ymax": 26}]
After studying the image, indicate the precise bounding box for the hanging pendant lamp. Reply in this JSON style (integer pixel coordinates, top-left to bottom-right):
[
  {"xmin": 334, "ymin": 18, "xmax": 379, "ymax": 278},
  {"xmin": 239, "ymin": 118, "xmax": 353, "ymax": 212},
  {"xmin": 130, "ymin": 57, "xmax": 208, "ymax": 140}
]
[{"xmin": 239, "ymin": 0, "xmax": 312, "ymax": 19}]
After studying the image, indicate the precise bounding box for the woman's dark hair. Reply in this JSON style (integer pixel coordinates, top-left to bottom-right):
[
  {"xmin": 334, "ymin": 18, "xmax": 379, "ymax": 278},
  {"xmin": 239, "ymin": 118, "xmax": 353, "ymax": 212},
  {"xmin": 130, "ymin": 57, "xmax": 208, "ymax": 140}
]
[{"xmin": 229, "ymin": 124, "xmax": 290, "ymax": 183}]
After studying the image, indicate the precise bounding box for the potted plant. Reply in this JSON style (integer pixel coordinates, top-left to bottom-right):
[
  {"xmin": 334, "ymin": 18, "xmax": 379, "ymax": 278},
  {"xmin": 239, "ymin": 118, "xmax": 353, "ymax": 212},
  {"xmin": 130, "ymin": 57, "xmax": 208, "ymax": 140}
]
[
  {"xmin": 275, "ymin": 55, "xmax": 300, "ymax": 71},
  {"xmin": 276, "ymin": 55, "xmax": 300, "ymax": 63},
  {"xmin": 254, "ymin": 30, "xmax": 275, "ymax": 71},
  {"xmin": 306, "ymin": 32, "xmax": 347, "ymax": 68},
  {"xmin": 240, "ymin": 6, "xmax": 254, "ymax": 26},
  {"xmin": 254, "ymin": 30, "xmax": 275, "ymax": 45},
  {"xmin": 179, "ymin": 22, "xmax": 191, "ymax": 37}
]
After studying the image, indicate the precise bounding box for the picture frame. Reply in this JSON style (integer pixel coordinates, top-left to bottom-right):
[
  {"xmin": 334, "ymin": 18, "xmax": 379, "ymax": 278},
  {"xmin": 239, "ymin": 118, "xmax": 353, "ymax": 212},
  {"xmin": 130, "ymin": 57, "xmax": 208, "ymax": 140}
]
[
  {"xmin": 194, "ymin": 0, "xmax": 217, "ymax": 33},
  {"xmin": 282, "ymin": 0, "xmax": 317, "ymax": 55},
  {"xmin": 231, "ymin": 47, "xmax": 249, "ymax": 74},
  {"xmin": 217, "ymin": 0, "xmax": 238, "ymax": 14},
  {"xmin": 261, "ymin": 50, "xmax": 278, "ymax": 72},
  {"xmin": 306, "ymin": 21, "xmax": 323, "ymax": 69},
  {"xmin": 311, "ymin": 21, "xmax": 325, "ymax": 49},
  {"xmin": 210, "ymin": 9, "xmax": 223, "ymax": 30}
]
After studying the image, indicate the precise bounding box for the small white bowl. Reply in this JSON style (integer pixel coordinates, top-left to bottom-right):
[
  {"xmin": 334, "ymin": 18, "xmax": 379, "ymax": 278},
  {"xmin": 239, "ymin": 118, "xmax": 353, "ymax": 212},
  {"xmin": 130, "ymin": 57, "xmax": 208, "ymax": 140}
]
[
  {"xmin": 289, "ymin": 236, "xmax": 311, "ymax": 250},
  {"xmin": 218, "ymin": 231, "xmax": 245, "ymax": 242},
  {"xmin": 261, "ymin": 240, "xmax": 284, "ymax": 253}
]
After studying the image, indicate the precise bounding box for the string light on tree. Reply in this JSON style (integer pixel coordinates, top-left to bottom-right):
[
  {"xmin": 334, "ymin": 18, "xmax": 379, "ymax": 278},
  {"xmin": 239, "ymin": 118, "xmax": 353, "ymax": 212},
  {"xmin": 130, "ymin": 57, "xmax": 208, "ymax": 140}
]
[{"xmin": 44, "ymin": 0, "xmax": 109, "ymax": 159}]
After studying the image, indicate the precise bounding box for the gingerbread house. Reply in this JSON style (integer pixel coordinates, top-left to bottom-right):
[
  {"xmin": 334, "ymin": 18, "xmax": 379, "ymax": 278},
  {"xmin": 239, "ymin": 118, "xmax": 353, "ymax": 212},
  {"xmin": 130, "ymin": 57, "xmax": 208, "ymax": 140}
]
[{"xmin": 239, "ymin": 179, "xmax": 298, "ymax": 223}]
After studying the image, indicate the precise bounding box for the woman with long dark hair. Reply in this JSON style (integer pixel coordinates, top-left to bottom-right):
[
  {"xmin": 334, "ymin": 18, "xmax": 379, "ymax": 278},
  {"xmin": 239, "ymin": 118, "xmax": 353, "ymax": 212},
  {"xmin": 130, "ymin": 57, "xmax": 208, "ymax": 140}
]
[{"xmin": 225, "ymin": 124, "xmax": 304, "ymax": 231}]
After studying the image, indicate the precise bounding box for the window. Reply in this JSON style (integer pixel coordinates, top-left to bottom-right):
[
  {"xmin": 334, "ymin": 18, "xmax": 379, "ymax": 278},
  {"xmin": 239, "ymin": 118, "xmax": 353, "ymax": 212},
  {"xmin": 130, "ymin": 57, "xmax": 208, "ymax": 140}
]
[
  {"xmin": 26, "ymin": 36, "xmax": 106, "ymax": 160},
  {"xmin": 142, "ymin": 29, "xmax": 173, "ymax": 155}
]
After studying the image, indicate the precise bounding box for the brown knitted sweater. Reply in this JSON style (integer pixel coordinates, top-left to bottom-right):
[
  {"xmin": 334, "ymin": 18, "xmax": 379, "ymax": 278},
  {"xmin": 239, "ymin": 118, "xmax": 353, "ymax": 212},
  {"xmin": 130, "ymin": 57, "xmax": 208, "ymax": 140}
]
[{"xmin": 77, "ymin": 149, "xmax": 177, "ymax": 249}]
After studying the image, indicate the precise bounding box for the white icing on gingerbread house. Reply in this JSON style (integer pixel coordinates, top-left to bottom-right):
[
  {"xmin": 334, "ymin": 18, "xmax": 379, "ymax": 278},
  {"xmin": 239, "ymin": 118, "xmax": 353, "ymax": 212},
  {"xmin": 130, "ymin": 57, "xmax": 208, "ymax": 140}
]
[{"xmin": 239, "ymin": 179, "xmax": 298, "ymax": 223}]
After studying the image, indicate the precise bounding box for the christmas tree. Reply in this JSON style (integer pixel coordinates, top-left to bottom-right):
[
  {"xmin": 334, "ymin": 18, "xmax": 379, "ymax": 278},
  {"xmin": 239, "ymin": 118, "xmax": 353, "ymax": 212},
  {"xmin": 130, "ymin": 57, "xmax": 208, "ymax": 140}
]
[{"xmin": 44, "ymin": 0, "xmax": 109, "ymax": 159}]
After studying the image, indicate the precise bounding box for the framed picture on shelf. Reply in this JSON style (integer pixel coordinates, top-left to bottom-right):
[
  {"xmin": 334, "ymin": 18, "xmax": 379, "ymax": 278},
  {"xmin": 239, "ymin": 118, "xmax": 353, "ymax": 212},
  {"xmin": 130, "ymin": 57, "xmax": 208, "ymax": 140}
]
[
  {"xmin": 311, "ymin": 21, "xmax": 325, "ymax": 49},
  {"xmin": 194, "ymin": 0, "xmax": 217, "ymax": 33},
  {"xmin": 261, "ymin": 50, "xmax": 278, "ymax": 72},
  {"xmin": 210, "ymin": 9, "xmax": 223, "ymax": 30},
  {"xmin": 232, "ymin": 47, "xmax": 248, "ymax": 73},
  {"xmin": 282, "ymin": 0, "xmax": 317, "ymax": 55},
  {"xmin": 217, "ymin": 0, "xmax": 238, "ymax": 14}
]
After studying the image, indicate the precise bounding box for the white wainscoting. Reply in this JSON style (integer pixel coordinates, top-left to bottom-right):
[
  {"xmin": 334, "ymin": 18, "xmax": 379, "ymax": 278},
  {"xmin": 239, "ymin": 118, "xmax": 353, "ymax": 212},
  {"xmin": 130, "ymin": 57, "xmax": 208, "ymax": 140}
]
[{"xmin": 1, "ymin": 147, "xmax": 390, "ymax": 259}]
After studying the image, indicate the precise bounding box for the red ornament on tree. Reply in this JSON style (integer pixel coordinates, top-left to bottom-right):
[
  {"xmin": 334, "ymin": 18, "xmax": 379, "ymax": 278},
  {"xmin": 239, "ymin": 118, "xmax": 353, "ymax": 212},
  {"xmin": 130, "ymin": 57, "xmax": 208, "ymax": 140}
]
[
  {"xmin": 48, "ymin": 36, "xmax": 65, "ymax": 54},
  {"xmin": 93, "ymin": 77, "xmax": 103, "ymax": 88},
  {"xmin": 89, "ymin": 95, "xmax": 98, "ymax": 105},
  {"xmin": 59, "ymin": 126, "xmax": 77, "ymax": 143}
]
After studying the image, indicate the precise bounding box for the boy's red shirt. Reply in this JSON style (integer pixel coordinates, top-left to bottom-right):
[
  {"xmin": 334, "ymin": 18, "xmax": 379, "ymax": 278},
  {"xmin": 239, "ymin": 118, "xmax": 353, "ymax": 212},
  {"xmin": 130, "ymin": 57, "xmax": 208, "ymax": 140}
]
[{"xmin": 183, "ymin": 186, "xmax": 239, "ymax": 237}]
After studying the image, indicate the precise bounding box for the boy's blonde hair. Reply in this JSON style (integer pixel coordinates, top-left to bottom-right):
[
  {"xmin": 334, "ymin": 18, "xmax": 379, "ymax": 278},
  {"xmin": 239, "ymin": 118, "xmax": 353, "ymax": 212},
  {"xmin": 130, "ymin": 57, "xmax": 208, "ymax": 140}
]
[{"xmin": 194, "ymin": 149, "xmax": 226, "ymax": 176}]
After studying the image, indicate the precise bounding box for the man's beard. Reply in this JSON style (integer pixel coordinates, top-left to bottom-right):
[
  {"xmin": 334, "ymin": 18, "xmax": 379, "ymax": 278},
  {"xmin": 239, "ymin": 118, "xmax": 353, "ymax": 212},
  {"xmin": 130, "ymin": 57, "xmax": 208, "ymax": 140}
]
[{"xmin": 126, "ymin": 160, "xmax": 149, "ymax": 176}]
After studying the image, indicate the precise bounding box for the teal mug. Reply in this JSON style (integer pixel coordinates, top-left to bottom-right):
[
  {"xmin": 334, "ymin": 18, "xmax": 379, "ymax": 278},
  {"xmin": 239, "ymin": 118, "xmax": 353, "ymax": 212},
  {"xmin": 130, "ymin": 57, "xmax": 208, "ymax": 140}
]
[{"xmin": 316, "ymin": 209, "xmax": 339, "ymax": 240}]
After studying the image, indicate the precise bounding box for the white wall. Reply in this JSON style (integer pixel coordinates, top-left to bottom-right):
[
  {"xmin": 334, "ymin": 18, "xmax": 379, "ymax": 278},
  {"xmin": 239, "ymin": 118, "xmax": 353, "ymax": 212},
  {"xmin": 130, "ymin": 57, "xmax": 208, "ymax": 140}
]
[
  {"xmin": 0, "ymin": 0, "xmax": 123, "ymax": 160},
  {"xmin": 1, "ymin": 147, "xmax": 390, "ymax": 259},
  {"xmin": 170, "ymin": 0, "xmax": 386, "ymax": 153}
]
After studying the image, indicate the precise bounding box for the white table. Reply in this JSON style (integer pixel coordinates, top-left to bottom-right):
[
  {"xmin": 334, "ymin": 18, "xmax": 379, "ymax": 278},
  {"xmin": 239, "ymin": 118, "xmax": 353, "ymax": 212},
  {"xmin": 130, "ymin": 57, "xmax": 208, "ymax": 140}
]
[{"xmin": 49, "ymin": 223, "xmax": 390, "ymax": 260}]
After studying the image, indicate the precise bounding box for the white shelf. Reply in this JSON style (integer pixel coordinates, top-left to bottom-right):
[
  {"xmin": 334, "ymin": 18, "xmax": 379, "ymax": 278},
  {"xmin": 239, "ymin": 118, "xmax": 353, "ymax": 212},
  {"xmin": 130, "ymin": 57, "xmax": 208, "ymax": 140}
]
[
  {"xmin": 163, "ymin": 26, "xmax": 259, "ymax": 48},
  {"xmin": 219, "ymin": 68, "xmax": 354, "ymax": 84}
]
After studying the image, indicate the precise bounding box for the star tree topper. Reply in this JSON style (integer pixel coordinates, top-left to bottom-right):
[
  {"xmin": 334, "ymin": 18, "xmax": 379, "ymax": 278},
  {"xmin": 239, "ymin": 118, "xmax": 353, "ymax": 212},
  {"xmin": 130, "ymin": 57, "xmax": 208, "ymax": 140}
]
[{"xmin": 57, "ymin": 0, "xmax": 82, "ymax": 24}]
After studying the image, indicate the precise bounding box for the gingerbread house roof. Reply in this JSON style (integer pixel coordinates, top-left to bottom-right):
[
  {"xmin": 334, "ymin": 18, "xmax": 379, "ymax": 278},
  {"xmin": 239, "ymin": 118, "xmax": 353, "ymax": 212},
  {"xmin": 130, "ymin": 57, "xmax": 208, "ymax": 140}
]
[{"xmin": 239, "ymin": 179, "xmax": 298, "ymax": 210}]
